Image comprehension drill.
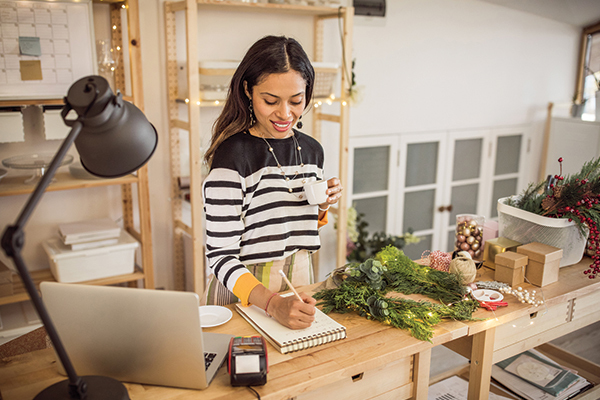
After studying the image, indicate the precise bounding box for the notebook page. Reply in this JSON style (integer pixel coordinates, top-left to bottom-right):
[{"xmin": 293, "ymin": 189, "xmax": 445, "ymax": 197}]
[{"xmin": 234, "ymin": 303, "xmax": 346, "ymax": 351}]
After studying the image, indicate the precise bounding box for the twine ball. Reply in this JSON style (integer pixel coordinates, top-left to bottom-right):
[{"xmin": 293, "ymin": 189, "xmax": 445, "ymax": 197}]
[{"xmin": 449, "ymin": 256, "xmax": 477, "ymax": 285}]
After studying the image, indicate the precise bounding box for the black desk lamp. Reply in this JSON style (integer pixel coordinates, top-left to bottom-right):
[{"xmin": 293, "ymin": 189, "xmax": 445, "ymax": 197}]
[{"xmin": 1, "ymin": 75, "xmax": 158, "ymax": 399}]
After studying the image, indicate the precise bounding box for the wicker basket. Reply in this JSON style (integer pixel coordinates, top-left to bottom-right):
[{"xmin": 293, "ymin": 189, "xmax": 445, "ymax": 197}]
[{"xmin": 313, "ymin": 62, "xmax": 339, "ymax": 98}]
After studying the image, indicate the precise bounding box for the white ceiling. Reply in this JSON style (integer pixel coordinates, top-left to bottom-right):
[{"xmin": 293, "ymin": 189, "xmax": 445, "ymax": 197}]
[{"xmin": 476, "ymin": 0, "xmax": 600, "ymax": 28}]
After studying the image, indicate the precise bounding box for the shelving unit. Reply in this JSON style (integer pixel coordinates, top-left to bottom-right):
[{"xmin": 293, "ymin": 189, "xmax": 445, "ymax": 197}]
[
  {"xmin": 164, "ymin": 0, "xmax": 352, "ymax": 295},
  {"xmin": 0, "ymin": 0, "xmax": 154, "ymax": 305}
]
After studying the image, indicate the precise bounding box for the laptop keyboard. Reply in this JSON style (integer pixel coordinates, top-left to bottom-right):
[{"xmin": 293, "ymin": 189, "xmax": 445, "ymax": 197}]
[{"xmin": 204, "ymin": 352, "xmax": 217, "ymax": 370}]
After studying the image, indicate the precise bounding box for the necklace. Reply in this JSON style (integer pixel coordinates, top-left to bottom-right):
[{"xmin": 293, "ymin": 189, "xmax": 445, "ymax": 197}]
[{"xmin": 257, "ymin": 130, "xmax": 307, "ymax": 193}]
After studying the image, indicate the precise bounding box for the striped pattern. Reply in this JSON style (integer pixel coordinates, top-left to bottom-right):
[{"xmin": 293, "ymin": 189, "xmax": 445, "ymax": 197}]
[
  {"xmin": 201, "ymin": 250, "xmax": 314, "ymax": 306},
  {"xmin": 203, "ymin": 131, "xmax": 324, "ymax": 295}
]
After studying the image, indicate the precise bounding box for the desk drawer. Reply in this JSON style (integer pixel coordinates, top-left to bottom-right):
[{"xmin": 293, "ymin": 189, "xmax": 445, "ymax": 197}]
[
  {"xmin": 573, "ymin": 290, "xmax": 600, "ymax": 322},
  {"xmin": 494, "ymin": 301, "xmax": 570, "ymax": 353},
  {"xmin": 294, "ymin": 356, "xmax": 413, "ymax": 400}
]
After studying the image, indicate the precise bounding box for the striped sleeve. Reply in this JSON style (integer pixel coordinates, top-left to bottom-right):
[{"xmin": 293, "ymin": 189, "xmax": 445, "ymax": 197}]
[{"xmin": 203, "ymin": 168, "xmax": 257, "ymax": 303}]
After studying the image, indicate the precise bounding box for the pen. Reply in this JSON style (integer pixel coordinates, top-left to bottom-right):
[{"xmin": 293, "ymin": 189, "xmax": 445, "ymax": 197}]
[{"xmin": 278, "ymin": 270, "xmax": 304, "ymax": 302}]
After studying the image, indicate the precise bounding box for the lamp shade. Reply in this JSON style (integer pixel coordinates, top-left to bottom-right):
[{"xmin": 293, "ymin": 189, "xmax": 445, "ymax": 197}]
[{"xmin": 62, "ymin": 75, "xmax": 158, "ymax": 178}]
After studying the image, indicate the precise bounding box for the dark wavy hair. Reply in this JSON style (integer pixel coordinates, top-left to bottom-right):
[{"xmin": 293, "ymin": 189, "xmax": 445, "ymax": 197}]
[{"xmin": 204, "ymin": 36, "xmax": 314, "ymax": 166}]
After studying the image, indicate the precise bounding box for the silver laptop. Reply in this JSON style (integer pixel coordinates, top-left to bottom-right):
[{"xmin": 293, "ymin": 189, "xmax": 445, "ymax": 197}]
[{"xmin": 40, "ymin": 282, "xmax": 233, "ymax": 390}]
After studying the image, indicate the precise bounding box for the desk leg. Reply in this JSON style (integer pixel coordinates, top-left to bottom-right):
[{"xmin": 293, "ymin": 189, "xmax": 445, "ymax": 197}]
[
  {"xmin": 413, "ymin": 348, "xmax": 431, "ymax": 400},
  {"xmin": 468, "ymin": 327, "xmax": 496, "ymax": 400}
]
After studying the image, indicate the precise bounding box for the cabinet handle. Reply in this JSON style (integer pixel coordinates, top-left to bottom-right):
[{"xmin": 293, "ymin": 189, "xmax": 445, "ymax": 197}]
[{"xmin": 437, "ymin": 205, "xmax": 453, "ymax": 212}]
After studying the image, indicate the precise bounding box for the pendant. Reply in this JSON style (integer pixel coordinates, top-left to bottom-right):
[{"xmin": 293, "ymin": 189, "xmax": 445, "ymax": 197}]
[
  {"xmin": 288, "ymin": 188, "xmax": 292, "ymax": 193},
  {"xmin": 299, "ymin": 195, "xmax": 303, "ymax": 199},
  {"xmin": 302, "ymin": 179, "xmax": 307, "ymax": 184},
  {"xmin": 286, "ymin": 177, "xmax": 290, "ymax": 181}
]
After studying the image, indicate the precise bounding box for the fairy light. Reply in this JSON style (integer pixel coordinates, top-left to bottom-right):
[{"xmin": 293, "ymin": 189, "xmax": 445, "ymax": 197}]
[
  {"xmin": 329, "ymin": 94, "xmax": 336, "ymax": 100},
  {"xmin": 342, "ymin": 101, "xmax": 347, "ymax": 106},
  {"xmin": 121, "ymin": 4, "xmax": 126, "ymax": 8},
  {"xmin": 116, "ymin": 46, "xmax": 121, "ymax": 51},
  {"xmin": 326, "ymin": 99, "xmax": 332, "ymax": 105},
  {"xmin": 184, "ymin": 98, "xmax": 190, "ymax": 104},
  {"xmin": 112, "ymin": 25, "xmax": 117, "ymax": 30},
  {"xmin": 314, "ymin": 102, "xmax": 320, "ymax": 108},
  {"xmin": 214, "ymin": 100, "xmax": 220, "ymax": 105},
  {"xmin": 196, "ymin": 101, "xmax": 200, "ymax": 106}
]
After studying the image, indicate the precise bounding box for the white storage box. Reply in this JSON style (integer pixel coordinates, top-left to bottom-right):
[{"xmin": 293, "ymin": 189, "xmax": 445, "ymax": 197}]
[
  {"xmin": 42, "ymin": 230, "xmax": 138, "ymax": 283},
  {"xmin": 497, "ymin": 197, "xmax": 588, "ymax": 267}
]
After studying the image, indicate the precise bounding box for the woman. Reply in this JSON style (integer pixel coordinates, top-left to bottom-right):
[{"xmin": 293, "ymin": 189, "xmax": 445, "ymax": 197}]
[{"xmin": 202, "ymin": 36, "xmax": 343, "ymax": 330}]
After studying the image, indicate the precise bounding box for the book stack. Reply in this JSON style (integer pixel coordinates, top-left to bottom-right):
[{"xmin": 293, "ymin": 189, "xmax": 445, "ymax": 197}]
[
  {"xmin": 492, "ymin": 349, "xmax": 592, "ymax": 400},
  {"xmin": 58, "ymin": 218, "xmax": 121, "ymax": 251}
]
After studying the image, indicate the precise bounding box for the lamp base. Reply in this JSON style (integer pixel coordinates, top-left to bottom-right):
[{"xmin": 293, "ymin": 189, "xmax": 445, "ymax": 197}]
[{"xmin": 34, "ymin": 376, "xmax": 130, "ymax": 400}]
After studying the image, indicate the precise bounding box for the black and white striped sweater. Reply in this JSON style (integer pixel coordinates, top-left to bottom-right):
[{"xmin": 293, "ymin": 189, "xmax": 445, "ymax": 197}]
[{"xmin": 202, "ymin": 130, "xmax": 325, "ymax": 294}]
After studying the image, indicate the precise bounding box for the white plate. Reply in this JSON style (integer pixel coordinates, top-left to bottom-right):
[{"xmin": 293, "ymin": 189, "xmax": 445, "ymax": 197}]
[
  {"xmin": 471, "ymin": 289, "xmax": 504, "ymax": 302},
  {"xmin": 199, "ymin": 305, "xmax": 232, "ymax": 328}
]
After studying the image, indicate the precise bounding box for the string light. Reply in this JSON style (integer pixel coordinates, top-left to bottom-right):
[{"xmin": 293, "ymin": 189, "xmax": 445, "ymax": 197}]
[
  {"xmin": 184, "ymin": 98, "xmax": 190, "ymax": 104},
  {"xmin": 214, "ymin": 100, "xmax": 219, "ymax": 105},
  {"xmin": 342, "ymin": 101, "xmax": 347, "ymax": 106},
  {"xmin": 196, "ymin": 101, "xmax": 200, "ymax": 106},
  {"xmin": 112, "ymin": 25, "xmax": 117, "ymax": 30},
  {"xmin": 116, "ymin": 46, "xmax": 121, "ymax": 51}
]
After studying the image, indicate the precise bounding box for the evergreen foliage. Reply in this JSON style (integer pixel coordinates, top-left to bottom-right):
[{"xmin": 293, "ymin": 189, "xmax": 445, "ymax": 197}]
[{"xmin": 314, "ymin": 245, "xmax": 479, "ymax": 342}]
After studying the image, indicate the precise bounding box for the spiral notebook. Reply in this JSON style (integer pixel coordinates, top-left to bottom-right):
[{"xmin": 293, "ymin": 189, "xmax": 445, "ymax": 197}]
[{"xmin": 235, "ymin": 301, "xmax": 346, "ymax": 354}]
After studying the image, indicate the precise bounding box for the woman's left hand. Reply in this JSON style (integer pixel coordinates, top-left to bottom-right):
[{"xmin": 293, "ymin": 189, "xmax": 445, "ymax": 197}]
[{"xmin": 320, "ymin": 177, "xmax": 343, "ymax": 209}]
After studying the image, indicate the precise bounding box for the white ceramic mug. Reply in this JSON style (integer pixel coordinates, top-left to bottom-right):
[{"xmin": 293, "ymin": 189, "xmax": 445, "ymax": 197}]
[{"xmin": 303, "ymin": 180, "xmax": 328, "ymax": 205}]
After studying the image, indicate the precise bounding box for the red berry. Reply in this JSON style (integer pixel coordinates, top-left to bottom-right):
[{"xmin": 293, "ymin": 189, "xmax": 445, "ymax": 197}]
[{"xmin": 558, "ymin": 157, "xmax": 563, "ymax": 162}]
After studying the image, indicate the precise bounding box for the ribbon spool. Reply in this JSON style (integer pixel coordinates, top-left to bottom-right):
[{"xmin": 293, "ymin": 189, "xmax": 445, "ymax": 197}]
[
  {"xmin": 449, "ymin": 256, "xmax": 477, "ymax": 285},
  {"xmin": 422, "ymin": 250, "xmax": 452, "ymax": 272}
]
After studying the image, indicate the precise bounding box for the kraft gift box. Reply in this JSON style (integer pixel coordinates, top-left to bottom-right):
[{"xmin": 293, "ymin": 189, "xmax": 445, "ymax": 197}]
[
  {"xmin": 517, "ymin": 242, "xmax": 563, "ymax": 287},
  {"xmin": 494, "ymin": 251, "xmax": 528, "ymax": 287}
]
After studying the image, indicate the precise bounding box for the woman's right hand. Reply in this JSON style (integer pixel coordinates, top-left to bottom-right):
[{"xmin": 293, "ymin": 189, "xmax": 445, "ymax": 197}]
[{"xmin": 268, "ymin": 292, "xmax": 316, "ymax": 330}]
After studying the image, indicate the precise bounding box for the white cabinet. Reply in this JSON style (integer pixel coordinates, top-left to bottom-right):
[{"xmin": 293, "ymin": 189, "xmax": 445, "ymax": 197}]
[{"xmin": 348, "ymin": 126, "xmax": 530, "ymax": 261}]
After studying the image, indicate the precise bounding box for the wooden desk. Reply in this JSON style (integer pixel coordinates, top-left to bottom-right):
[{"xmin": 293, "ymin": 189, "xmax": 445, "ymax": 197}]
[
  {"xmin": 444, "ymin": 258, "xmax": 600, "ymax": 400},
  {"xmin": 0, "ymin": 284, "xmax": 469, "ymax": 400}
]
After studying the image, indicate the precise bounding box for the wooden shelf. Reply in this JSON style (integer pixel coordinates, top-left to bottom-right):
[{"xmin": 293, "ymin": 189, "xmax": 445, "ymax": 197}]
[
  {"xmin": 0, "ymin": 267, "xmax": 146, "ymax": 306},
  {"xmin": 0, "ymin": 172, "xmax": 138, "ymax": 197},
  {"xmin": 0, "ymin": 98, "xmax": 64, "ymax": 108},
  {"xmin": 194, "ymin": 0, "xmax": 343, "ymax": 16}
]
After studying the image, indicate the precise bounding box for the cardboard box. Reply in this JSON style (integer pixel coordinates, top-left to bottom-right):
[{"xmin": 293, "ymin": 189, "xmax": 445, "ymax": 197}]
[
  {"xmin": 494, "ymin": 251, "xmax": 528, "ymax": 287},
  {"xmin": 483, "ymin": 237, "xmax": 522, "ymax": 270},
  {"xmin": 0, "ymin": 259, "xmax": 14, "ymax": 297},
  {"xmin": 517, "ymin": 242, "xmax": 563, "ymax": 287}
]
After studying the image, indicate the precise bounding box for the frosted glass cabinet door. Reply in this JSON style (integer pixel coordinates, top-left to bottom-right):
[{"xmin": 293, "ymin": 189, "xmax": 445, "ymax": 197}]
[
  {"xmin": 348, "ymin": 136, "xmax": 398, "ymax": 237},
  {"xmin": 440, "ymin": 132, "xmax": 488, "ymax": 252},
  {"xmin": 488, "ymin": 130, "xmax": 527, "ymax": 218},
  {"xmin": 397, "ymin": 132, "xmax": 447, "ymax": 260}
]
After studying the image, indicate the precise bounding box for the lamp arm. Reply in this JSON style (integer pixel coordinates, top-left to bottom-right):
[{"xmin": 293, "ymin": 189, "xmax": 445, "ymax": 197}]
[{"xmin": 1, "ymin": 121, "xmax": 88, "ymax": 399}]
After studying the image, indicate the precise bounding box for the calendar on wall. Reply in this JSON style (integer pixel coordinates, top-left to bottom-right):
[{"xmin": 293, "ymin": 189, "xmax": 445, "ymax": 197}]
[{"xmin": 0, "ymin": 0, "xmax": 95, "ymax": 100}]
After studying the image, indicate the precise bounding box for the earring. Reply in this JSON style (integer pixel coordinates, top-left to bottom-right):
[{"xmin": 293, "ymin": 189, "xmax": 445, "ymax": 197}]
[
  {"xmin": 248, "ymin": 99, "xmax": 256, "ymax": 125},
  {"xmin": 296, "ymin": 115, "xmax": 303, "ymax": 129}
]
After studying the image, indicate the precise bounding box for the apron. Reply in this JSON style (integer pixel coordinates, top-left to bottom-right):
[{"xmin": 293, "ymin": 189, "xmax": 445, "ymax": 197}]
[{"xmin": 201, "ymin": 250, "xmax": 314, "ymax": 306}]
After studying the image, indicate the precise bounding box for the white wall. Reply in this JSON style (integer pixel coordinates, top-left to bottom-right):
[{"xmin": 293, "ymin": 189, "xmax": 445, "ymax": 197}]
[{"xmin": 0, "ymin": 0, "xmax": 583, "ymax": 289}]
